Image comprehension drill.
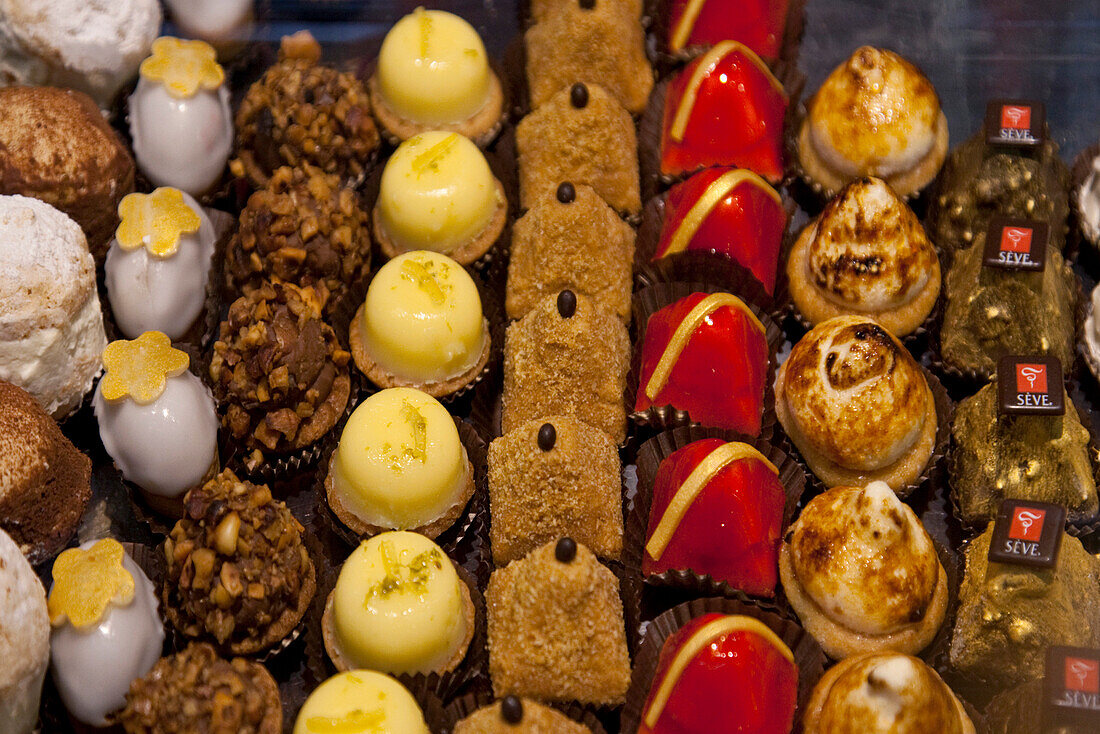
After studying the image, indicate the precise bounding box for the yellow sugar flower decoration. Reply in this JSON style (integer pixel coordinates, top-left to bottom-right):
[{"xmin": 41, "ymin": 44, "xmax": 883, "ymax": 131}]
[
  {"xmin": 116, "ymin": 187, "xmax": 202, "ymax": 258},
  {"xmin": 48, "ymin": 539, "xmax": 136, "ymax": 630},
  {"xmin": 140, "ymin": 36, "xmax": 225, "ymax": 99},
  {"xmin": 100, "ymin": 331, "xmax": 190, "ymax": 405}
]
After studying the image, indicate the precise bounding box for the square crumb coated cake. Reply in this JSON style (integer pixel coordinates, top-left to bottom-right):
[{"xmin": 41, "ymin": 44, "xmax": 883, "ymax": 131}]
[
  {"xmin": 501, "ymin": 290, "xmax": 630, "ymax": 444},
  {"xmin": 486, "ymin": 539, "xmax": 632, "ymax": 706},
  {"xmin": 488, "ymin": 415, "xmax": 623, "ymax": 565},
  {"xmin": 506, "ymin": 183, "xmax": 634, "ymax": 323},
  {"xmin": 516, "ymin": 83, "xmax": 641, "ymax": 217}
]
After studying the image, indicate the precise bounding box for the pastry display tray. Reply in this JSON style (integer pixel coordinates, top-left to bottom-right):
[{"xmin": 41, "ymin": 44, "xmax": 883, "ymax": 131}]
[{"xmin": 36, "ymin": 0, "xmax": 1100, "ymax": 732}]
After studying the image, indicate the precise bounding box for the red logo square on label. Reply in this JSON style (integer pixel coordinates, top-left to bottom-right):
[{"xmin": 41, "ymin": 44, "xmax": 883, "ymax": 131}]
[
  {"xmin": 1001, "ymin": 226, "xmax": 1033, "ymax": 254},
  {"xmin": 1009, "ymin": 507, "xmax": 1046, "ymax": 542},
  {"xmin": 1016, "ymin": 364, "xmax": 1047, "ymax": 394},
  {"xmin": 1001, "ymin": 105, "xmax": 1032, "ymax": 130},
  {"xmin": 1065, "ymin": 657, "xmax": 1100, "ymax": 694}
]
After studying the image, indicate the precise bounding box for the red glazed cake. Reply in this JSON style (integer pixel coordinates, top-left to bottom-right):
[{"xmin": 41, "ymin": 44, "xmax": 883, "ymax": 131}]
[
  {"xmin": 660, "ymin": 41, "xmax": 787, "ymax": 182},
  {"xmin": 666, "ymin": 0, "xmax": 790, "ymax": 61},
  {"xmin": 653, "ymin": 167, "xmax": 787, "ymax": 295},
  {"xmin": 644, "ymin": 439, "xmax": 785, "ymax": 597},
  {"xmin": 638, "ymin": 612, "xmax": 798, "ymax": 734},
  {"xmin": 635, "ymin": 292, "xmax": 770, "ymax": 435}
]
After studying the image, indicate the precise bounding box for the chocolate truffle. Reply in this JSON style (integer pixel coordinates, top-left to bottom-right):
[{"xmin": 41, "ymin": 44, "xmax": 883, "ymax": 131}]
[
  {"xmin": 163, "ymin": 469, "xmax": 316, "ymax": 655},
  {"xmin": 225, "ymin": 165, "xmax": 370, "ymax": 315},
  {"xmin": 232, "ymin": 32, "xmax": 380, "ymax": 187},
  {"xmin": 209, "ymin": 282, "xmax": 351, "ymax": 468}
]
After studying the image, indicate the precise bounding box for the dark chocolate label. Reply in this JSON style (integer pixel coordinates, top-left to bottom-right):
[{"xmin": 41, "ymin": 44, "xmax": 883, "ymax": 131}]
[
  {"xmin": 988, "ymin": 499, "xmax": 1065, "ymax": 568},
  {"xmin": 985, "ymin": 99, "xmax": 1046, "ymax": 147},
  {"xmin": 1044, "ymin": 646, "xmax": 1100, "ymax": 728},
  {"xmin": 996, "ymin": 355, "xmax": 1064, "ymax": 416},
  {"xmin": 981, "ymin": 218, "xmax": 1048, "ymax": 272}
]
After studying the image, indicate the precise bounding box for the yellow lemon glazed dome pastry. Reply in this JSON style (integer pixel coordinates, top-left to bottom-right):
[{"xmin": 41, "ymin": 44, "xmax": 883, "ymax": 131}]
[
  {"xmin": 322, "ymin": 531, "xmax": 475, "ymax": 676},
  {"xmin": 325, "ymin": 387, "xmax": 475, "ymax": 539},
  {"xmin": 775, "ymin": 315, "xmax": 938, "ymax": 493},
  {"xmin": 93, "ymin": 332, "xmax": 218, "ymax": 517},
  {"xmin": 47, "ymin": 539, "xmax": 164, "ymax": 728},
  {"xmin": 787, "ymin": 177, "xmax": 941, "ymax": 337},
  {"xmin": 104, "ymin": 188, "xmax": 217, "ymax": 342},
  {"xmin": 797, "ymin": 46, "xmax": 949, "ymax": 198},
  {"xmin": 294, "ymin": 670, "xmax": 431, "ymax": 734},
  {"xmin": 129, "ymin": 37, "xmax": 233, "ymax": 196},
  {"xmin": 779, "ymin": 481, "xmax": 949, "ymax": 659},
  {"xmin": 0, "ymin": 527, "xmax": 49, "ymax": 734},
  {"xmin": 350, "ymin": 251, "xmax": 491, "ymax": 397},
  {"xmin": 369, "ymin": 7, "xmax": 505, "ymax": 145},
  {"xmin": 0, "ymin": 194, "xmax": 107, "ymax": 418},
  {"xmin": 374, "ymin": 131, "xmax": 507, "ymax": 264}
]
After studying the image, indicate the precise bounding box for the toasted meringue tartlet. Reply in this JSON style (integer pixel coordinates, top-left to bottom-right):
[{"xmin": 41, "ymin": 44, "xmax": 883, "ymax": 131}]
[
  {"xmin": 788, "ymin": 177, "xmax": 941, "ymax": 336},
  {"xmin": 803, "ymin": 652, "xmax": 975, "ymax": 734},
  {"xmin": 775, "ymin": 315, "xmax": 937, "ymax": 492},
  {"xmin": 780, "ymin": 481, "xmax": 948, "ymax": 659},
  {"xmin": 798, "ymin": 47, "xmax": 948, "ymax": 198}
]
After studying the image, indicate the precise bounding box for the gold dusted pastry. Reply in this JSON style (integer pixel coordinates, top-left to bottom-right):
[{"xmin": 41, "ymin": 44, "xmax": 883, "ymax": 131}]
[
  {"xmin": 454, "ymin": 696, "xmax": 591, "ymax": 733},
  {"xmin": 486, "ymin": 538, "xmax": 632, "ymax": 706},
  {"xmin": 369, "ymin": 8, "xmax": 505, "ymax": 145},
  {"xmin": 803, "ymin": 652, "xmax": 975, "ymax": 734},
  {"xmin": 940, "ymin": 231, "xmax": 1076, "ymax": 379},
  {"xmin": 517, "ymin": 83, "xmax": 641, "ymax": 216},
  {"xmin": 0, "ymin": 86, "xmax": 134, "ymax": 262},
  {"xmin": 232, "ymin": 32, "xmax": 379, "ymax": 187},
  {"xmin": 775, "ymin": 316, "xmax": 937, "ymax": 493},
  {"xmin": 928, "ymin": 131, "xmax": 1069, "ymax": 258},
  {"xmin": 502, "ymin": 290, "xmax": 630, "ymax": 444},
  {"xmin": 506, "ymin": 182, "xmax": 634, "ymax": 322},
  {"xmin": 949, "ymin": 525, "xmax": 1100, "ymax": 688},
  {"xmin": 952, "ymin": 382, "xmax": 1097, "ymax": 526},
  {"xmin": 787, "ymin": 177, "xmax": 940, "ymax": 336},
  {"xmin": 488, "ymin": 415, "xmax": 623, "ymax": 565},
  {"xmin": 779, "ymin": 481, "xmax": 948, "ymax": 659},
  {"xmin": 524, "ymin": 0, "xmax": 653, "ymax": 115},
  {"xmin": 797, "ymin": 47, "xmax": 948, "ymax": 198}
]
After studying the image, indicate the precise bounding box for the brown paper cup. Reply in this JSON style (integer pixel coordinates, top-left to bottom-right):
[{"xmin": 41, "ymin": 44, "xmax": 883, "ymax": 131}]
[
  {"xmin": 622, "ymin": 426, "xmax": 805, "ymax": 609},
  {"xmin": 619, "ymin": 596, "xmax": 825, "ymax": 734},
  {"xmin": 627, "ymin": 281, "xmax": 783, "ymax": 442},
  {"xmin": 440, "ymin": 691, "xmax": 609, "ymax": 734}
]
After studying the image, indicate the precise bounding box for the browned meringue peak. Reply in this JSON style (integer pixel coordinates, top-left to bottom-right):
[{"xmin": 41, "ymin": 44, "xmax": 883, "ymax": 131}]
[
  {"xmin": 787, "ymin": 482, "xmax": 938, "ymax": 637},
  {"xmin": 808, "ymin": 47, "xmax": 941, "ymax": 179},
  {"xmin": 807, "ymin": 177, "xmax": 937, "ymax": 311},
  {"xmin": 805, "ymin": 652, "xmax": 974, "ymax": 734},
  {"xmin": 781, "ymin": 316, "xmax": 932, "ymax": 471}
]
